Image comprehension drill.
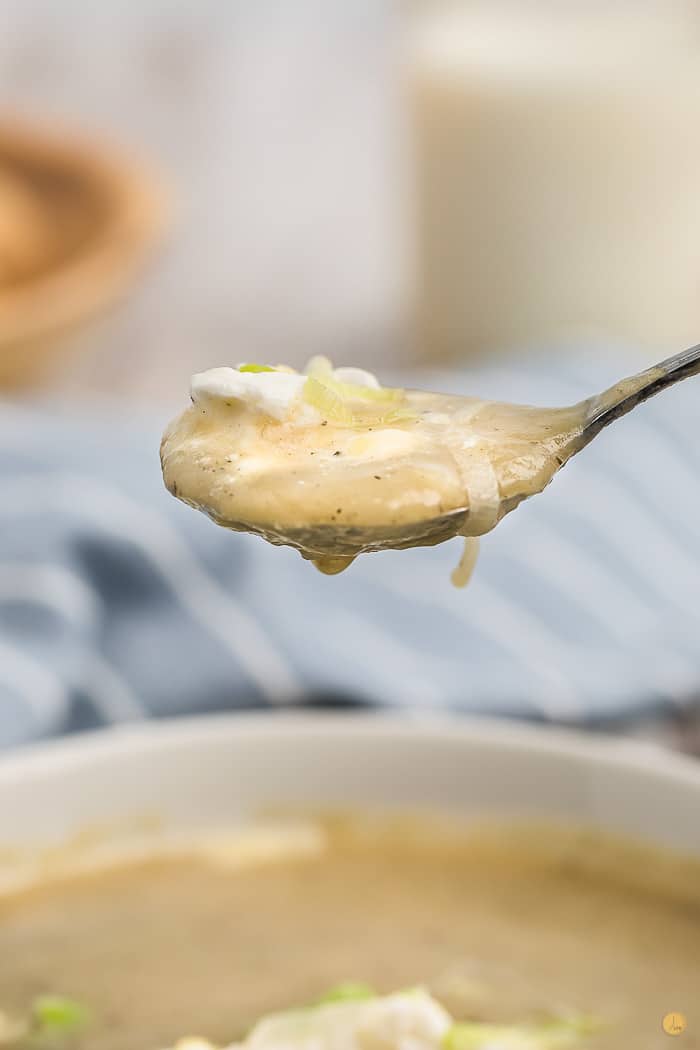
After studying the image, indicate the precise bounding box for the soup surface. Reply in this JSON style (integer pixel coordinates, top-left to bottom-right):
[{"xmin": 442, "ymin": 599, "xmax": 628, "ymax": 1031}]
[{"xmin": 0, "ymin": 818, "xmax": 698, "ymax": 1050}]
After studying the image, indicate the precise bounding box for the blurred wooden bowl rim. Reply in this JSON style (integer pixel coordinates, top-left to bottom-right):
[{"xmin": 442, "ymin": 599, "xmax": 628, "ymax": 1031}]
[{"xmin": 0, "ymin": 116, "xmax": 166, "ymax": 386}]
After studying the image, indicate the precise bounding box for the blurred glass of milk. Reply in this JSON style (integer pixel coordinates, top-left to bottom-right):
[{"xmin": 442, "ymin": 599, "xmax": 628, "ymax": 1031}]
[{"xmin": 403, "ymin": 1, "xmax": 700, "ymax": 361}]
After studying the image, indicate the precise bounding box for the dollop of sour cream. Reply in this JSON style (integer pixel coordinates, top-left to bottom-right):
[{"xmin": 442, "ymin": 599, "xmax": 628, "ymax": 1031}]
[
  {"xmin": 190, "ymin": 367, "xmax": 308, "ymax": 422},
  {"xmin": 168, "ymin": 992, "xmax": 452, "ymax": 1050},
  {"xmin": 190, "ymin": 363, "xmax": 383, "ymax": 424}
]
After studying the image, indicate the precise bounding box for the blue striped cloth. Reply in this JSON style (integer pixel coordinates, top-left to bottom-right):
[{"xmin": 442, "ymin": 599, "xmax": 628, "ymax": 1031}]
[{"xmin": 0, "ymin": 349, "xmax": 698, "ymax": 748}]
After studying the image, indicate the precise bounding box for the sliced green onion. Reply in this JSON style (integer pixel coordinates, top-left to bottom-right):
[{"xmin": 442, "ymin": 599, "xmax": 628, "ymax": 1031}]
[
  {"xmin": 444, "ymin": 1015, "xmax": 599, "ymax": 1049},
  {"xmin": 302, "ymin": 375, "xmax": 406, "ymax": 425},
  {"xmin": 32, "ymin": 996, "xmax": 90, "ymax": 1038},
  {"xmin": 316, "ymin": 982, "xmax": 376, "ymax": 1005},
  {"xmin": 238, "ymin": 363, "xmax": 276, "ymax": 373},
  {"xmin": 302, "ymin": 376, "xmax": 356, "ymax": 424},
  {"xmin": 315, "ymin": 375, "xmax": 403, "ymax": 404}
]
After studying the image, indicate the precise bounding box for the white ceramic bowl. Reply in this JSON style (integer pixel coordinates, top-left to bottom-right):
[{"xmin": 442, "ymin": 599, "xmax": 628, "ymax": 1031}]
[{"xmin": 0, "ymin": 713, "xmax": 698, "ymax": 857}]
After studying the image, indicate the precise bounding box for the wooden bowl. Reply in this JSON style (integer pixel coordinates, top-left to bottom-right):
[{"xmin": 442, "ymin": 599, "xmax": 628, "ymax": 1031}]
[{"xmin": 0, "ymin": 118, "xmax": 164, "ymax": 387}]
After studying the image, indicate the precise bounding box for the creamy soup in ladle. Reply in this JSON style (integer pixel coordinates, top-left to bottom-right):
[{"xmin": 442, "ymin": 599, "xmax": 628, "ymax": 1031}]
[{"xmin": 160, "ymin": 359, "xmax": 586, "ymax": 582}]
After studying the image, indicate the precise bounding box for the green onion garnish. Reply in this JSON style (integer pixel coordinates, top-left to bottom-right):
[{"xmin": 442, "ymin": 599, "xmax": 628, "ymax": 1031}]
[
  {"xmin": 444, "ymin": 1015, "xmax": 600, "ymax": 1049},
  {"xmin": 238, "ymin": 364, "xmax": 276, "ymax": 373},
  {"xmin": 32, "ymin": 996, "xmax": 90, "ymax": 1038},
  {"xmin": 316, "ymin": 982, "xmax": 376, "ymax": 1005},
  {"xmin": 302, "ymin": 375, "xmax": 406, "ymax": 426}
]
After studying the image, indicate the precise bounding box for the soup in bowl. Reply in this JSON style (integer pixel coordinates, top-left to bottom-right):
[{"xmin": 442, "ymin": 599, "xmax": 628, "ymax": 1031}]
[{"xmin": 0, "ymin": 715, "xmax": 697, "ymax": 1050}]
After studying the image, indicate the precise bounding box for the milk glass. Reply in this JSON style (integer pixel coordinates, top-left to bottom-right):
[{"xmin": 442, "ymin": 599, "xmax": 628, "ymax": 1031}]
[{"xmin": 403, "ymin": 1, "xmax": 700, "ymax": 360}]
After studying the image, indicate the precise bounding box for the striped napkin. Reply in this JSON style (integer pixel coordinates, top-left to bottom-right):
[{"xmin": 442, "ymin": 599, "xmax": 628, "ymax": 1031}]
[{"xmin": 0, "ymin": 348, "xmax": 698, "ymax": 749}]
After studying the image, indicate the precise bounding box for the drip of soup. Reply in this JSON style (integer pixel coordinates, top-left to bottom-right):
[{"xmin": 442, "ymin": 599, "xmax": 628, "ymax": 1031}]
[{"xmin": 0, "ymin": 817, "xmax": 698, "ymax": 1050}]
